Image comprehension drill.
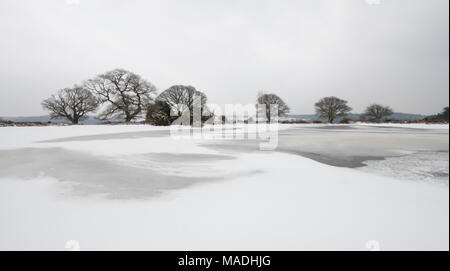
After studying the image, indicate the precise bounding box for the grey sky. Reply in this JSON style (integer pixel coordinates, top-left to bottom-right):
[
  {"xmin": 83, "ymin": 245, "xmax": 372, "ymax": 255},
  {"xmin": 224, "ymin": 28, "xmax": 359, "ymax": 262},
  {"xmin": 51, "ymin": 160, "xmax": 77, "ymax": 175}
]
[{"xmin": 0, "ymin": 0, "xmax": 448, "ymax": 116}]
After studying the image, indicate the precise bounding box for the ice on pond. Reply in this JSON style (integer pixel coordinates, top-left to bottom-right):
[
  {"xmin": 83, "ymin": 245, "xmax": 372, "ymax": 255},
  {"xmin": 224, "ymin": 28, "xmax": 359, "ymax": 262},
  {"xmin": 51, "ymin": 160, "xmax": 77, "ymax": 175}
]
[{"xmin": 360, "ymin": 151, "xmax": 449, "ymax": 185}]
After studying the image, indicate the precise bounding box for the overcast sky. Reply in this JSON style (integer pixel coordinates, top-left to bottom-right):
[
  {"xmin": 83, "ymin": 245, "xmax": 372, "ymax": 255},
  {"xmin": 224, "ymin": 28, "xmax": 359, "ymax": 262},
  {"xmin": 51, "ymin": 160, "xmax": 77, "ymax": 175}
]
[{"xmin": 0, "ymin": 0, "xmax": 448, "ymax": 116}]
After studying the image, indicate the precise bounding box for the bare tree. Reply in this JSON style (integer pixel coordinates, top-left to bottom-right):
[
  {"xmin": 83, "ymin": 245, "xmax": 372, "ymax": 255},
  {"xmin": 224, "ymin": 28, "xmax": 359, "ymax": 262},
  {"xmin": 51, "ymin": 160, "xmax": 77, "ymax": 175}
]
[
  {"xmin": 41, "ymin": 87, "xmax": 98, "ymax": 124},
  {"xmin": 156, "ymin": 85, "xmax": 209, "ymax": 126},
  {"xmin": 365, "ymin": 104, "xmax": 393, "ymax": 123},
  {"xmin": 85, "ymin": 69, "xmax": 157, "ymax": 122},
  {"xmin": 156, "ymin": 85, "xmax": 207, "ymax": 116},
  {"xmin": 315, "ymin": 96, "xmax": 352, "ymax": 123},
  {"xmin": 257, "ymin": 93, "xmax": 290, "ymax": 122}
]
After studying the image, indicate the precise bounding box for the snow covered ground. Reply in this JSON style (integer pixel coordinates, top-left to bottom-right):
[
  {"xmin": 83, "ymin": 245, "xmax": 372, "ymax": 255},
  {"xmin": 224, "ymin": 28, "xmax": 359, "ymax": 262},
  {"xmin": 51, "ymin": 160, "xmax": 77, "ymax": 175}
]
[{"xmin": 0, "ymin": 124, "xmax": 448, "ymax": 250}]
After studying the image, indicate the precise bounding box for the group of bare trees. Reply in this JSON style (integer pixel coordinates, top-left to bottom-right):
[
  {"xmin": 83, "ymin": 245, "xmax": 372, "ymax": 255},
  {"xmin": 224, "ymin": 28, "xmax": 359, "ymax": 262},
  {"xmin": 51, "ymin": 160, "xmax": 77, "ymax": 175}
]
[
  {"xmin": 42, "ymin": 69, "xmax": 395, "ymax": 125},
  {"xmin": 42, "ymin": 69, "xmax": 208, "ymax": 125},
  {"xmin": 255, "ymin": 94, "xmax": 392, "ymax": 123},
  {"xmin": 314, "ymin": 96, "xmax": 393, "ymax": 123}
]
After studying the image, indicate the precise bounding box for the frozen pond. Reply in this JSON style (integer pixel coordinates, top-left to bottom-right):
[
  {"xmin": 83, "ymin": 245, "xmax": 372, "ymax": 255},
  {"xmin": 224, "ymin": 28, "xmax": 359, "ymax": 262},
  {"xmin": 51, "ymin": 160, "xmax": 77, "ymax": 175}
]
[
  {"xmin": 203, "ymin": 125, "xmax": 449, "ymax": 183},
  {"xmin": 0, "ymin": 124, "xmax": 448, "ymax": 199}
]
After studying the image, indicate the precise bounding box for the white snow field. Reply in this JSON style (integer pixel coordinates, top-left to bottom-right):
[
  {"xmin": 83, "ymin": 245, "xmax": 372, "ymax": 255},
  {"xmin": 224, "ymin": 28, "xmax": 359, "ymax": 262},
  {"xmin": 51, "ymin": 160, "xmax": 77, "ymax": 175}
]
[{"xmin": 0, "ymin": 124, "xmax": 448, "ymax": 251}]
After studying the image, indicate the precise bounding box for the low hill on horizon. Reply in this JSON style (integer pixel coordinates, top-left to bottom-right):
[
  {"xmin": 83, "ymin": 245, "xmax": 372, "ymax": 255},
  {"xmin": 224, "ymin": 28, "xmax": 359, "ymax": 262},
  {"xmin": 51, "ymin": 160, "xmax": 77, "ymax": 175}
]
[{"xmin": 0, "ymin": 115, "xmax": 105, "ymax": 124}]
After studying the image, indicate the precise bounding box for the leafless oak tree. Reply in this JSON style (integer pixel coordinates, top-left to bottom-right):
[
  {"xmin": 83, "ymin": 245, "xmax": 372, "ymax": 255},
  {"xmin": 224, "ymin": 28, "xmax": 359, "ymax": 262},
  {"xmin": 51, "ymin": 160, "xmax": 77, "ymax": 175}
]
[
  {"xmin": 156, "ymin": 85, "xmax": 207, "ymax": 116},
  {"xmin": 257, "ymin": 93, "xmax": 290, "ymax": 122},
  {"xmin": 85, "ymin": 69, "xmax": 157, "ymax": 122},
  {"xmin": 315, "ymin": 96, "xmax": 352, "ymax": 123},
  {"xmin": 41, "ymin": 87, "xmax": 98, "ymax": 124},
  {"xmin": 365, "ymin": 104, "xmax": 393, "ymax": 123}
]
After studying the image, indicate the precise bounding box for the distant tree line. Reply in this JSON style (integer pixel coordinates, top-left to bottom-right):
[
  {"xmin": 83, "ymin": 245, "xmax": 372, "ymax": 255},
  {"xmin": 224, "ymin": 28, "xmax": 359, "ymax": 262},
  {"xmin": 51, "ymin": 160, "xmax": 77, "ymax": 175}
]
[
  {"xmin": 42, "ymin": 68, "xmax": 446, "ymax": 125},
  {"xmin": 425, "ymin": 107, "xmax": 449, "ymax": 122}
]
